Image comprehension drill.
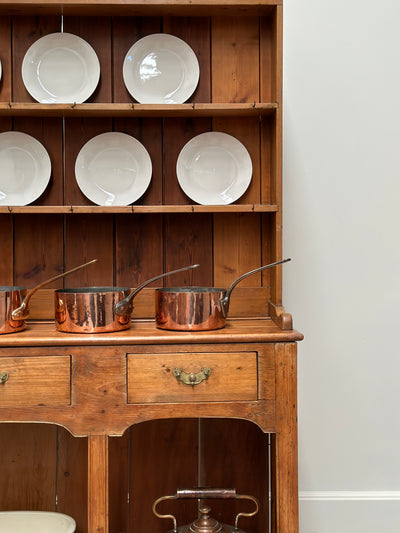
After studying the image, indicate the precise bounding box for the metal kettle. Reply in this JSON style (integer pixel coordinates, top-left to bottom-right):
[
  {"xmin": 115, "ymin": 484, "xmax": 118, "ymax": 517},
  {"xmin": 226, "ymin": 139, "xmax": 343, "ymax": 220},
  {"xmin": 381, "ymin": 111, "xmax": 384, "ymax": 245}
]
[{"xmin": 152, "ymin": 488, "xmax": 259, "ymax": 533}]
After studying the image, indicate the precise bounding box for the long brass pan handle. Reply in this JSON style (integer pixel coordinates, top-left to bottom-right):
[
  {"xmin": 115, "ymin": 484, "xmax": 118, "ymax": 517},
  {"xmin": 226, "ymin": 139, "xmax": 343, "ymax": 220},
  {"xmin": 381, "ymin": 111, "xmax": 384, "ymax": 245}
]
[
  {"xmin": 220, "ymin": 258, "xmax": 291, "ymax": 318},
  {"xmin": 114, "ymin": 264, "xmax": 200, "ymax": 316},
  {"xmin": 11, "ymin": 259, "xmax": 98, "ymax": 321}
]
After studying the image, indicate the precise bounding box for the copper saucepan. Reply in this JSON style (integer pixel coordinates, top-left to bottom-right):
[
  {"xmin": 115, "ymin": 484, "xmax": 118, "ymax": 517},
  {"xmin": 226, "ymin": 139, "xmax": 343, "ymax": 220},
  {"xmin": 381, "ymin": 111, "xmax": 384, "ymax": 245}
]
[
  {"xmin": 155, "ymin": 258, "xmax": 291, "ymax": 331},
  {"xmin": 54, "ymin": 264, "xmax": 199, "ymax": 334},
  {"xmin": 0, "ymin": 259, "xmax": 97, "ymax": 335}
]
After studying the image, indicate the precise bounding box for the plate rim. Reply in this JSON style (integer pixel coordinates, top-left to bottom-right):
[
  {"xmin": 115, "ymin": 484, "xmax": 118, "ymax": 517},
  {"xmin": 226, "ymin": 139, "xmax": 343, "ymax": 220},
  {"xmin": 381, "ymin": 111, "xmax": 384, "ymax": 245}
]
[
  {"xmin": 123, "ymin": 32, "xmax": 200, "ymax": 104},
  {"xmin": 21, "ymin": 31, "xmax": 100, "ymax": 104},
  {"xmin": 176, "ymin": 131, "xmax": 253, "ymax": 205},
  {"xmin": 74, "ymin": 131, "xmax": 153, "ymax": 206}
]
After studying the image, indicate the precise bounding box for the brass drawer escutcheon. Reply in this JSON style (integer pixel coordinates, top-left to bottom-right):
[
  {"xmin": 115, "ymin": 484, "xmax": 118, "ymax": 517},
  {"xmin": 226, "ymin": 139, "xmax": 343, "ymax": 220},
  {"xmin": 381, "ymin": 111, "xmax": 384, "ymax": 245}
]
[
  {"xmin": 0, "ymin": 371, "xmax": 9, "ymax": 384},
  {"xmin": 173, "ymin": 367, "xmax": 211, "ymax": 386}
]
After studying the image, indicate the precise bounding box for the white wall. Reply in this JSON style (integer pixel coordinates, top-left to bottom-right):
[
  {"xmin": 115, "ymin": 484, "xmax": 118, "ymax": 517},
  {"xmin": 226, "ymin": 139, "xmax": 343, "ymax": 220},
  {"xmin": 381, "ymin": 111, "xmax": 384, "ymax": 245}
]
[{"xmin": 282, "ymin": 0, "xmax": 400, "ymax": 531}]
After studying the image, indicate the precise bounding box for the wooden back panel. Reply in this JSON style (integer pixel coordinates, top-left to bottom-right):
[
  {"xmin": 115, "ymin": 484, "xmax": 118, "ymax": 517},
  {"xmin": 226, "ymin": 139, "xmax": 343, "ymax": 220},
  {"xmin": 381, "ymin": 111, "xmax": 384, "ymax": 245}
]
[{"xmin": 0, "ymin": 12, "xmax": 279, "ymax": 313}]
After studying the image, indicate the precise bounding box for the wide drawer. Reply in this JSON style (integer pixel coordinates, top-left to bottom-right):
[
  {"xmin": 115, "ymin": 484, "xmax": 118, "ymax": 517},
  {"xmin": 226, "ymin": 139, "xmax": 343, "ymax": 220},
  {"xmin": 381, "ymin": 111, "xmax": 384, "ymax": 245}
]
[
  {"xmin": 127, "ymin": 352, "xmax": 257, "ymax": 403},
  {"xmin": 0, "ymin": 356, "xmax": 70, "ymax": 407}
]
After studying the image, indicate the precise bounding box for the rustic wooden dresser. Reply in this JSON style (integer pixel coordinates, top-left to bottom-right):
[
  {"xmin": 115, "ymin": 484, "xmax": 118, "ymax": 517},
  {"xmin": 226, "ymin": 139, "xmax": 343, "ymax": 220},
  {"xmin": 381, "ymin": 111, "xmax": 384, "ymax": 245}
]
[{"xmin": 0, "ymin": 1, "xmax": 302, "ymax": 532}]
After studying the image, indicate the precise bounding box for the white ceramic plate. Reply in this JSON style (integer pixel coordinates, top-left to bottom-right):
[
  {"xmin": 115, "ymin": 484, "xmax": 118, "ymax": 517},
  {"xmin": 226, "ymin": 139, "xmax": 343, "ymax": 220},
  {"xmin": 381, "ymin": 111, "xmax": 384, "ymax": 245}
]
[
  {"xmin": 176, "ymin": 132, "xmax": 253, "ymax": 205},
  {"xmin": 75, "ymin": 132, "xmax": 152, "ymax": 206},
  {"xmin": 123, "ymin": 33, "xmax": 199, "ymax": 104},
  {"xmin": 0, "ymin": 131, "xmax": 51, "ymax": 206},
  {"xmin": 22, "ymin": 32, "xmax": 100, "ymax": 103},
  {"xmin": 0, "ymin": 511, "xmax": 76, "ymax": 533}
]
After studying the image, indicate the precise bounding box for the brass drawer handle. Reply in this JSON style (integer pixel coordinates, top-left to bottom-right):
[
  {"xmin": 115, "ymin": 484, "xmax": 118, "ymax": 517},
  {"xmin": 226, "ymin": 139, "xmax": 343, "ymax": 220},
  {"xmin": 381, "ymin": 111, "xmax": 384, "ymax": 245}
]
[
  {"xmin": 173, "ymin": 367, "xmax": 211, "ymax": 386},
  {"xmin": 0, "ymin": 371, "xmax": 9, "ymax": 384}
]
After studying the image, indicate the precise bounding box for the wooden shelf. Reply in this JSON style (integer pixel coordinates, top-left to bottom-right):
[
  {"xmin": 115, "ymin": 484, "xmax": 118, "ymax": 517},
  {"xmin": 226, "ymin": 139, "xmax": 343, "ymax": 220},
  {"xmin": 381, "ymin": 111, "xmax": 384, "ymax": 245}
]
[
  {"xmin": 0, "ymin": 204, "xmax": 279, "ymax": 214},
  {"xmin": 0, "ymin": 318, "xmax": 302, "ymax": 347},
  {"xmin": 0, "ymin": 102, "xmax": 278, "ymax": 117},
  {"xmin": 0, "ymin": 1, "xmax": 279, "ymax": 16}
]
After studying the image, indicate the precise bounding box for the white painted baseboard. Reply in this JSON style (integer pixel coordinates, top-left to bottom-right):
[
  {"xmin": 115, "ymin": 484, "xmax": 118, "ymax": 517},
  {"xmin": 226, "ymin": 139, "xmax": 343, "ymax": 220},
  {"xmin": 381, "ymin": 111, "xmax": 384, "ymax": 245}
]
[
  {"xmin": 300, "ymin": 490, "xmax": 400, "ymax": 501},
  {"xmin": 299, "ymin": 492, "xmax": 400, "ymax": 533}
]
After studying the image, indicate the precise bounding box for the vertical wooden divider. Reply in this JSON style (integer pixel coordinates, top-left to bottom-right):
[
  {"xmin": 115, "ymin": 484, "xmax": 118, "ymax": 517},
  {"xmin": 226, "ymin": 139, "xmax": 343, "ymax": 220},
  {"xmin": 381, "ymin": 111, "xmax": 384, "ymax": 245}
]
[
  {"xmin": 200, "ymin": 419, "xmax": 270, "ymax": 533},
  {"xmin": 108, "ymin": 433, "xmax": 130, "ymax": 533},
  {"xmin": 115, "ymin": 214, "xmax": 163, "ymax": 288},
  {"xmin": 0, "ymin": 424, "xmax": 57, "ymax": 511},
  {"xmin": 129, "ymin": 419, "xmax": 199, "ymax": 533},
  {"xmin": 64, "ymin": 215, "xmax": 114, "ymax": 287},
  {"xmin": 270, "ymin": 6, "xmax": 283, "ymax": 305},
  {"xmin": 88, "ymin": 435, "xmax": 109, "ymax": 533},
  {"xmin": 57, "ymin": 428, "xmax": 88, "ymax": 533},
  {"xmin": 260, "ymin": 116, "xmax": 274, "ymax": 205},
  {"xmin": 0, "ymin": 214, "xmax": 13, "ymax": 284},
  {"xmin": 13, "ymin": 214, "xmax": 64, "ymax": 287},
  {"xmin": 211, "ymin": 16, "xmax": 259, "ymax": 103},
  {"xmin": 0, "ymin": 16, "xmax": 11, "ymax": 102},
  {"xmin": 260, "ymin": 15, "xmax": 275, "ymax": 104},
  {"xmin": 261, "ymin": 213, "xmax": 275, "ymax": 291},
  {"xmin": 164, "ymin": 214, "xmax": 213, "ymax": 286},
  {"xmin": 272, "ymin": 343, "xmax": 299, "ymax": 533},
  {"xmin": 0, "ymin": 118, "xmax": 13, "ymax": 284},
  {"xmin": 213, "ymin": 213, "xmax": 262, "ymax": 289}
]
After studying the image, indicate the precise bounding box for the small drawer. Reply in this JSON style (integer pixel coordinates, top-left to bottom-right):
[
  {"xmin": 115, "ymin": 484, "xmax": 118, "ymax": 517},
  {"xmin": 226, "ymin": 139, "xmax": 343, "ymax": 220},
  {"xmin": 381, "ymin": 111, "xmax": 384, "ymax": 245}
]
[
  {"xmin": 127, "ymin": 352, "xmax": 257, "ymax": 403},
  {"xmin": 0, "ymin": 356, "xmax": 70, "ymax": 407}
]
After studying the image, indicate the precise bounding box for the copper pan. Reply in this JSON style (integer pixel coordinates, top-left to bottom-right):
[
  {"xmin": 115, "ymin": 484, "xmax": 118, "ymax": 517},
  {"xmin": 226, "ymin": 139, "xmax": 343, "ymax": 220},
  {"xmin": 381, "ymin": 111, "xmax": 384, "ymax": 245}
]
[
  {"xmin": 54, "ymin": 264, "xmax": 199, "ymax": 334},
  {"xmin": 0, "ymin": 259, "xmax": 97, "ymax": 335},
  {"xmin": 155, "ymin": 258, "xmax": 291, "ymax": 331}
]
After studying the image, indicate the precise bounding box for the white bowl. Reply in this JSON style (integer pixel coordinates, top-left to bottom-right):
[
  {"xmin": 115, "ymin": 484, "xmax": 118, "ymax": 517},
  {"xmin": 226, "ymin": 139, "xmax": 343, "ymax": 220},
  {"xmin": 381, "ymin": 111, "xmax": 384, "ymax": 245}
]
[{"xmin": 0, "ymin": 511, "xmax": 76, "ymax": 533}]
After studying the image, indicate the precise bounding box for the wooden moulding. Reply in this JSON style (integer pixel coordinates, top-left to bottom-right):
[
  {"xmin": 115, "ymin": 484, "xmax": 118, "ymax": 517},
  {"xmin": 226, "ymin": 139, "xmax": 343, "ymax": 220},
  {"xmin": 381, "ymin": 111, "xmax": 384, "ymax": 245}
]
[
  {"xmin": 0, "ymin": 204, "xmax": 279, "ymax": 214},
  {"xmin": 0, "ymin": 102, "xmax": 278, "ymax": 117},
  {"xmin": 0, "ymin": 1, "xmax": 280, "ymax": 17},
  {"xmin": 268, "ymin": 300, "xmax": 294, "ymax": 331}
]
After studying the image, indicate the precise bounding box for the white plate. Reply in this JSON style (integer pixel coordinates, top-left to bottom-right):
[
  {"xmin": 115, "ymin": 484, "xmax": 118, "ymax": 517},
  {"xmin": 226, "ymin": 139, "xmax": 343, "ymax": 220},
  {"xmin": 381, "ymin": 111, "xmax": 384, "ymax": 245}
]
[
  {"xmin": 176, "ymin": 132, "xmax": 253, "ymax": 205},
  {"xmin": 75, "ymin": 132, "xmax": 152, "ymax": 206},
  {"xmin": 0, "ymin": 511, "xmax": 76, "ymax": 533},
  {"xmin": 0, "ymin": 131, "xmax": 51, "ymax": 206},
  {"xmin": 123, "ymin": 33, "xmax": 199, "ymax": 104},
  {"xmin": 22, "ymin": 32, "xmax": 100, "ymax": 103},
  {"xmin": 0, "ymin": 59, "xmax": 2, "ymax": 81}
]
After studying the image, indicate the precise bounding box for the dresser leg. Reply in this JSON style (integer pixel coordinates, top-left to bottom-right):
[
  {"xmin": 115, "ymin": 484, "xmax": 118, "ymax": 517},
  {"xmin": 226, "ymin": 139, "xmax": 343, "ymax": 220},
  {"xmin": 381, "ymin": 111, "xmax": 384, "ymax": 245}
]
[
  {"xmin": 272, "ymin": 342, "xmax": 299, "ymax": 533},
  {"xmin": 88, "ymin": 434, "xmax": 109, "ymax": 533}
]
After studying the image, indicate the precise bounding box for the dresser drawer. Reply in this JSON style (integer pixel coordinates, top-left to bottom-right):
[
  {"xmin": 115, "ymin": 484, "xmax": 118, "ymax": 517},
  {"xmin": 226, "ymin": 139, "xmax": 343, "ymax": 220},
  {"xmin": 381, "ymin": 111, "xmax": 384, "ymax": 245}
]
[
  {"xmin": 0, "ymin": 356, "xmax": 70, "ymax": 407},
  {"xmin": 127, "ymin": 352, "xmax": 257, "ymax": 403}
]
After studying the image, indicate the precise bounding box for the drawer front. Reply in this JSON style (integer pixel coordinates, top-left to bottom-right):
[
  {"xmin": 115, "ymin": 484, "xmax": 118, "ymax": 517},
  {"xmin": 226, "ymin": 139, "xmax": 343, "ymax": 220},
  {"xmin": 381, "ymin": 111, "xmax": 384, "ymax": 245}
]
[
  {"xmin": 0, "ymin": 356, "xmax": 70, "ymax": 406},
  {"xmin": 127, "ymin": 352, "xmax": 257, "ymax": 403}
]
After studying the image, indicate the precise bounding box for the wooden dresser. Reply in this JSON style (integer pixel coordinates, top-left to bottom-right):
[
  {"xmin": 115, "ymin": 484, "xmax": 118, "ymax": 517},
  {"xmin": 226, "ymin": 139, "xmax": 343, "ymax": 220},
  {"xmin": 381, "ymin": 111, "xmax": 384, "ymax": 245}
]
[{"xmin": 0, "ymin": 1, "xmax": 301, "ymax": 533}]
